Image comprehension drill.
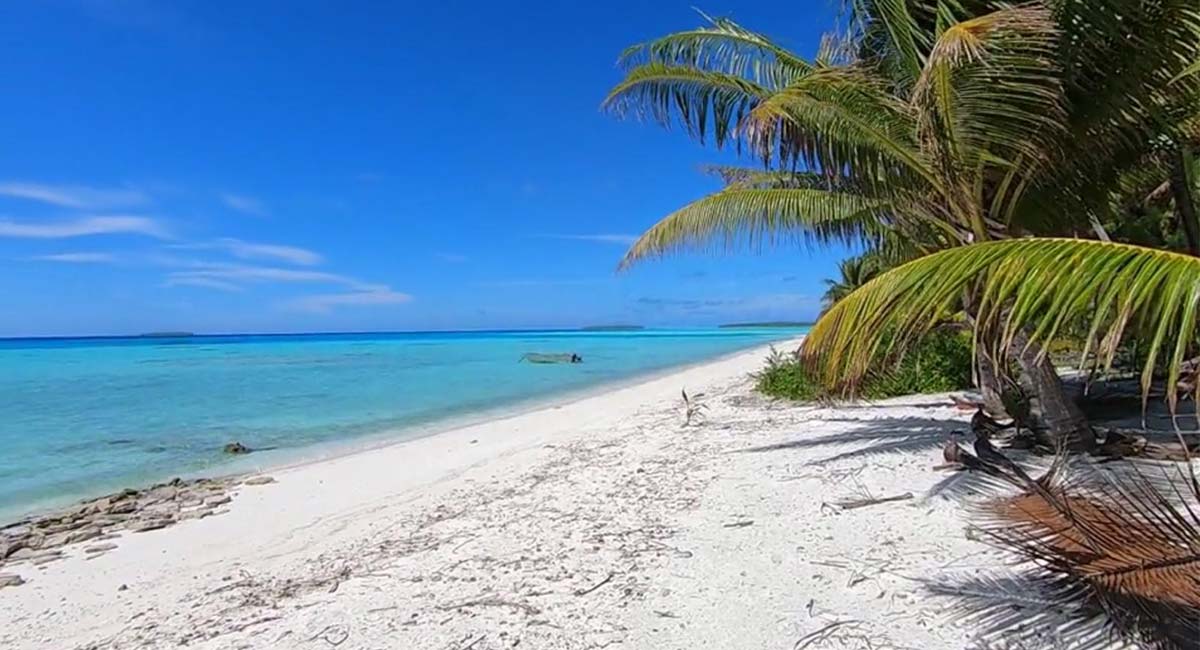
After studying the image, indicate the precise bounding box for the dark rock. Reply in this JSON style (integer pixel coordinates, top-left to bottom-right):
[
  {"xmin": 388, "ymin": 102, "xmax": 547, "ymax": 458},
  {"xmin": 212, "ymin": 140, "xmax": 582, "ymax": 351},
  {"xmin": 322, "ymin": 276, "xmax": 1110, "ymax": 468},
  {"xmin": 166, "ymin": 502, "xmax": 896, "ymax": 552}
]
[
  {"xmin": 84, "ymin": 543, "xmax": 118, "ymax": 554},
  {"xmin": 69, "ymin": 527, "xmax": 102, "ymax": 544},
  {"xmin": 107, "ymin": 501, "xmax": 137, "ymax": 515},
  {"xmin": 1, "ymin": 524, "xmax": 31, "ymax": 538},
  {"xmin": 145, "ymin": 485, "xmax": 178, "ymax": 503},
  {"xmin": 0, "ymin": 573, "xmax": 24, "ymax": 588},
  {"xmin": 30, "ymin": 552, "xmax": 63, "ymax": 566},
  {"xmin": 223, "ymin": 442, "xmax": 252, "ymax": 455},
  {"xmin": 6, "ymin": 547, "xmax": 35, "ymax": 561},
  {"xmin": 242, "ymin": 476, "xmax": 275, "ymax": 486},
  {"xmin": 130, "ymin": 519, "xmax": 170, "ymax": 533},
  {"xmin": 43, "ymin": 532, "xmax": 72, "ymax": 547},
  {"xmin": 204, "ymin": 495, "xmax": 231, "ymax": 507},
  {"xmin": 85, "ymin": 497, "xmax": 113, "ymax": 514},
  {"xmin": 178, "ymin": 509, "xmax": 213, "ymax": 521}
]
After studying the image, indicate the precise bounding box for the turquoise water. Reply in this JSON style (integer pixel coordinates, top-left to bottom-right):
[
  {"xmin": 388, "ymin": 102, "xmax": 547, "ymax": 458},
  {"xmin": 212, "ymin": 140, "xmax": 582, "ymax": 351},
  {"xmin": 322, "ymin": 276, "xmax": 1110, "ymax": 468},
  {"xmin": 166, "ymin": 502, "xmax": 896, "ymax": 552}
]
[{"xmin": 0, "ymin": 328, "xmax": 803, "ymax": 518}]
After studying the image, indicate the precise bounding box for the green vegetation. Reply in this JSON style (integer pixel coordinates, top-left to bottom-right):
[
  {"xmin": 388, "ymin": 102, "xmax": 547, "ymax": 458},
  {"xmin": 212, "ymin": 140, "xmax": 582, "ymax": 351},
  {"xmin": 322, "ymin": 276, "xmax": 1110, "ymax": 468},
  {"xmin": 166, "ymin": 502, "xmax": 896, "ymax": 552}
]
[
  {"xmin": 605, "ymin": 4, "xmax": 1200, "ymax": 644},
  {"xmin": 757, "ymin": 329, "xmax": 972, "ymax": 402},
  {"xmin": 604, "ymin": 1, "xmax": 1200, "ymax": 449}
]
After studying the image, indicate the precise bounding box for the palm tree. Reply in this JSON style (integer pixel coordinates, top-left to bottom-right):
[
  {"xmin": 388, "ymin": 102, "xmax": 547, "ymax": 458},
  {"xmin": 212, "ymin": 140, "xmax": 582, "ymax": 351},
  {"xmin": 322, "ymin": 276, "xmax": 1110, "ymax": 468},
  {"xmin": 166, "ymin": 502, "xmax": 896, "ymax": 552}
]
[
  {"xmin": 605, "ymin": 1, "xmax": 1200, "ymax": 447},
  {"xmin": 821, "ymin": 254, "xmax": 882, "ymax": 309}
]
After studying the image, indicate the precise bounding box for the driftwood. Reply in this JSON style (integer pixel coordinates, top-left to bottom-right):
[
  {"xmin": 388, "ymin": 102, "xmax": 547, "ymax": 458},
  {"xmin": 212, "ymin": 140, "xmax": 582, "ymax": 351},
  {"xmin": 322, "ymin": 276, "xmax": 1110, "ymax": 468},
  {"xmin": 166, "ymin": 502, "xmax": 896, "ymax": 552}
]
[
  {"xmin": 520, "ymin": 353, "xmax": 582, "ymax": 364},
  {"xmin": 833, "ymin": 493, "xmax": 913, "ymax": 510}
]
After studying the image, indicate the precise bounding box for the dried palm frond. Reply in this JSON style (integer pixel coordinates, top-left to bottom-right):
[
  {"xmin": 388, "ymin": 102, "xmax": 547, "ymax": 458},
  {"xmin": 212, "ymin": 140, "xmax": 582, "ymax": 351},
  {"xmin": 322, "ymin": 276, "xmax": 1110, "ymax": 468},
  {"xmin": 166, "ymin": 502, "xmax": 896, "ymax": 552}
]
[{"xmin": 957, "ymin": 442, "xmax": 1200, "ymax": 648}]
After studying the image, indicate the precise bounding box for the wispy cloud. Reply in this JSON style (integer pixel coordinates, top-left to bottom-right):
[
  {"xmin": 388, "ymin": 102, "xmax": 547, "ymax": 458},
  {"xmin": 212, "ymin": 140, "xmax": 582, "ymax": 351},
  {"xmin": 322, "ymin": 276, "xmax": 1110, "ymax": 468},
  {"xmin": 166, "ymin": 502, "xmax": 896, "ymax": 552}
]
[
  {"xmin": 165, "ymin": 262, "xmax": 379, "ymax": 291},
  {"xmin": 476, "ymin": 278, "xmax": 609, "ymax": 288},
  {"xmin": 173, "ymin": 238, "xmax": 322, "ymax": 266},
  {"xmin": 435, "ymin": 252, "xmax": 468, "ymax": 263},
  {"xmin": 0, "ymin": 216, "xmax": 169, "ymax": 239},
  {"xmin": 0, "ymin": 182, "xmax": 149, "ymax": 209},
  {"xmin": 635, "ymin": 292, "xmax": 819, "ymax": 315},
  {"xmin": 219, "ymin": 193, "xmax": 268, "ymax": 217},
  {"xmin": 287, "ymin": 289, "xmax": 413, "ymax": 313},
  {"xmin": 162, "ymin": 277, "xmax": 244, "ymax": 292},
  {"xmin": 28, "ymin": 252, "xmax": 118, "ymax": 264},
  {"xmin": 535, "ymin": 233, "xmax": 638, "ymax": 245}
]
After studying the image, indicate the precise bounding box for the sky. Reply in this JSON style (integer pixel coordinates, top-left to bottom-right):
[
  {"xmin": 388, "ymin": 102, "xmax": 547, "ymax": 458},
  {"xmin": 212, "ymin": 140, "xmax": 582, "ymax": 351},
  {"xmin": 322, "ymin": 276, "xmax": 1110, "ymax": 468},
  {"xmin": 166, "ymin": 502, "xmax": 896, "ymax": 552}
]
[{"xmin": 0, "ymin": 0, "xmax": 851, "ymax": 337}]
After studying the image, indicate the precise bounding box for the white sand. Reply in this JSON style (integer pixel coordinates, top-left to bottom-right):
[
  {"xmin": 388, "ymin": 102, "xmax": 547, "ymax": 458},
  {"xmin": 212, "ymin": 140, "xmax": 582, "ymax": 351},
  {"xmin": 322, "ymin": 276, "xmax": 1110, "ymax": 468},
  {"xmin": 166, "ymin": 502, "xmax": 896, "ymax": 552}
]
[{"xmin": 1, "ymin": 339, "xmax": 1009, "ymax": 650}]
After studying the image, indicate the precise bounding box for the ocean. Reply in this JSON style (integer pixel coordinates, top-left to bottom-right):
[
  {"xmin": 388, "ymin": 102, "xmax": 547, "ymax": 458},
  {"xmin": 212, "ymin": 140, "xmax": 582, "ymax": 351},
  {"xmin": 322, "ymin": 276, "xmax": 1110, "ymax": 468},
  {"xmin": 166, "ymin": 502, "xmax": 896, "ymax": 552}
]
[{"xmin": 0, "ymin": 327, "xmax": 804, "ymax": 519}]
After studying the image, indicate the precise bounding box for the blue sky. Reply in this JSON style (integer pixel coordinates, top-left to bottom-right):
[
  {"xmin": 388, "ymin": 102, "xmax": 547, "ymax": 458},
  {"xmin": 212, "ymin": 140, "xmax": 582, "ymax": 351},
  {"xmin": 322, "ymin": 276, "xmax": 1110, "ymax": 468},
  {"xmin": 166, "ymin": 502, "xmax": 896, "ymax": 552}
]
[{"xmin": 0, "ymin": 0, "xmax": 850, "ymax": 337}]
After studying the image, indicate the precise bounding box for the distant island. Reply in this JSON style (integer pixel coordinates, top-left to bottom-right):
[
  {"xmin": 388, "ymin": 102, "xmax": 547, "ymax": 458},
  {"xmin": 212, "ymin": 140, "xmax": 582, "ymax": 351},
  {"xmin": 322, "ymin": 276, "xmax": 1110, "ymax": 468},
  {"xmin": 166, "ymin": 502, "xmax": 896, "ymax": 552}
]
[
  {"xmin": 138, "ymin": 331, "xmax": 195, "ymax": 338},
  {"xmin": 579, "ymin": 325, "xmax": 645, "ymax": 332},
  {"xmin": 719, "ymin": 322, "xmax": 812, "ymax": 329}
]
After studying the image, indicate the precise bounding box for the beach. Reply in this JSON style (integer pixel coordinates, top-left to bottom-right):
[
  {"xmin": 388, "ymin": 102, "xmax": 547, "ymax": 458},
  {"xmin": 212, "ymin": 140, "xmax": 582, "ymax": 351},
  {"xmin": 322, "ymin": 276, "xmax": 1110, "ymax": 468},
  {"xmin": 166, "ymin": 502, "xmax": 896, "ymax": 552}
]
[{"xmin": 0, "ymin": 337, "xmax": 997, "ymax": 650}]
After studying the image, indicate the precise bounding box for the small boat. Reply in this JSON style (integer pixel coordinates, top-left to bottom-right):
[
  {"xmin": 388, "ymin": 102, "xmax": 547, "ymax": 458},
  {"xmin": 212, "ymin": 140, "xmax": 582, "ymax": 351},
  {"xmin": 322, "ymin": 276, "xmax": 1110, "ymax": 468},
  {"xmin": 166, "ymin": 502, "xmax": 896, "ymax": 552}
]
[{"xmin": 520, "ymin": 352, "xmax": 583, "ymax": 364}]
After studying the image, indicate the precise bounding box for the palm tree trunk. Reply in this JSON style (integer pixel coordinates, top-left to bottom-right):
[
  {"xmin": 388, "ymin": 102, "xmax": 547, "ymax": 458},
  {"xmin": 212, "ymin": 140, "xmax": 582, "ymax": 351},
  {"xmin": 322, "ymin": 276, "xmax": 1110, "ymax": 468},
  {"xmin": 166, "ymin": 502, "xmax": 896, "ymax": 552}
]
[
  {"xmin": 963, "ymin": 289, "xmax": 1008, "ymax": 417},
  {"xmin": 975, "ymin": 347, "xmax": 1009, "ymax": 417},
  {"xmin": 1009, "ymin": 331, "xmax": 1094, "ymax": 451},
  {"xmin": 1171, "ymin": 147, "xmax": 1200, "ymax": 257}
]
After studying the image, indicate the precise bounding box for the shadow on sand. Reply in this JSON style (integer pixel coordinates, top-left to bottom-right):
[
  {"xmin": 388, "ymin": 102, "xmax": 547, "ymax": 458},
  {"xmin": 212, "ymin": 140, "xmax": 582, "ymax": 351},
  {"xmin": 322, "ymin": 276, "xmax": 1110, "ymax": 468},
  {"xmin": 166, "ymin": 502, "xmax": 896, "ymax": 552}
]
[{"xmin": 738, "ymin": 415, "xmax": 961, "ymax": 465}]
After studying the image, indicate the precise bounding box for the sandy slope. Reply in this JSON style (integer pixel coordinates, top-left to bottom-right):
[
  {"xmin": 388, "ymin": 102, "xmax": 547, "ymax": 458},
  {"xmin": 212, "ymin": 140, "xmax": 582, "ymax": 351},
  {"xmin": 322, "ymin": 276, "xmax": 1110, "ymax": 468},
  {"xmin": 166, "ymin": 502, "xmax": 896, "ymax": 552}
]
[{"xmin": 1, "ymin": 339, "xmax": 1023, "ymax": 650}]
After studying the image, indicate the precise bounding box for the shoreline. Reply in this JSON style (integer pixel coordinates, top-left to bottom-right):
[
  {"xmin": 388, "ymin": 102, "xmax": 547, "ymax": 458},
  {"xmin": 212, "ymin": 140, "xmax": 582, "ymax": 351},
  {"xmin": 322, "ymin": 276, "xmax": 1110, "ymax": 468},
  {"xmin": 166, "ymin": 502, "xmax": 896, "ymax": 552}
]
[
  {"xmin": 216, "ymin": 334, "xmax": 805, "ymax": 481},
  {"xmin": 0, "ymin": 333, "xmax": 803, "ymax": 525},
  {"xmin": 1, "ymin": 336, "xmax": 996, "ymax": 650}
]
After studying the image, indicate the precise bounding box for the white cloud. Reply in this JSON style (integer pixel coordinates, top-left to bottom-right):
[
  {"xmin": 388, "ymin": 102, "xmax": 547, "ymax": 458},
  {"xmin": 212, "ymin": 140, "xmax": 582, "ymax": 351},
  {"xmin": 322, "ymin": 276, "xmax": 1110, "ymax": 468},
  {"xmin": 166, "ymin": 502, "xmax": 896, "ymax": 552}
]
[
  {"xmin": 536, "ymin": 233, "xmax": 638, "ymax": 245},
  {"xmin": 161, "ymin": 258, "xmax": 411, "ymax": 312},
  {"xmin": 166, "ymin": 263, "xmax": 373, "ymax": 289},
  {"xmin": 0, "ymin": 216, "xmax": 169, "ymax": 239},
  {"xmin": 174, "ymin": 238, "xmax": 323, "ymax": 266},
  {"xmin": 0, "ymin": 182, "xmax": 149, "ymax": 209},
  {"xmin": 29, "ymin": 252, "xmax": 118, "ymax": 263},
  {"xmin": 219, "ymin": 193, "xmax": 268, "ymax": 216},
  {"xmin": 162, "ymin": 277, "xmax": 244, "ymax": 292},
  {"xmin": 287, "ymin": 289, "xmax": 413, "ymax": 313},
  {"xmin": 476, "ymin": 278, "xmax": 609, "ymax": 288},
  {"xmin": 633, "ymin": 292, "xmax": 820, "ymax": 317}
]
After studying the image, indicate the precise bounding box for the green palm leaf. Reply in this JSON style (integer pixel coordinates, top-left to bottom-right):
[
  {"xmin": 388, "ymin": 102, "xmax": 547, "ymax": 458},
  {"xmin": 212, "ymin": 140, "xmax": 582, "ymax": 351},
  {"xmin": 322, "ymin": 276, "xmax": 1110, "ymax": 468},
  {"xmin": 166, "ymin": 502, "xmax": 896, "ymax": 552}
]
[
  {"xmin": 617, "ymin": 187, "xmax": 894, "ymax": 270},
  {"xmin": 617, "ymin": 12, "xmax": 812, "ymax": 89},
  {"xmin": 602, "ymin": 64, "xmax": 772, "ymax": 147},
  {"xmin": 912, "ymin": 4, "xmax": 1066, "ymax": 168},
  {"xmin": 804, "ymin": 238, "xmax": 1200, "ymax": 412},
  {"xmin": 742, "ymin": 66, "xmax": 938, "ymax": 188}
]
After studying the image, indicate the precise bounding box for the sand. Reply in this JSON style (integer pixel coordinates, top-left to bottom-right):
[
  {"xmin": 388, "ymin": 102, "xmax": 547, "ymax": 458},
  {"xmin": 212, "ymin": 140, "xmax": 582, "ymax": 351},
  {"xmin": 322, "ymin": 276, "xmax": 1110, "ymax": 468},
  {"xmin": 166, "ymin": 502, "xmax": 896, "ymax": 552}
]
[{"xmin": 0, "ymin": 338, "xmax": 1015, "ymax": 650}]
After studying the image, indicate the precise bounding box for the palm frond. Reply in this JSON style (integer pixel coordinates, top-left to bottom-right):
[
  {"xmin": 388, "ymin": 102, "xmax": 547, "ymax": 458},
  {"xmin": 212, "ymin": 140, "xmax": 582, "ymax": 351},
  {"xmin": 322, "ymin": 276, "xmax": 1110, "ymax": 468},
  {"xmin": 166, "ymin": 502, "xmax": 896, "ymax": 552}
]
[
  {"xmin": 969, "ymin": 455, "xmax": 1200, "ymax": 649},
  {"xmin": 803, "ymin": 239, "xmax": 1200, "ymax": 411},
  {"xmin": 1177, "ymin": 59, "xmax": 1200, "ymax": 83},
  {"xmin": 912, "ymin": 4, "xmax": 1066, "ymax": 169},
  {"xmin": 617, "ymin": 187, "xmax": 893, "ymax": 270},
  {"xmin": 1017, "ymin": 0, "xmax": 1200, "ymax": 232},
  {"xmin": 742, "ymin": 65, "xmax": 939, "ymax": 189},
  {"xmin": 602, "ymin": 64, "xmax": 771, "ymax": 147},
  {"xmin": 848, "ymin": 0, "xmax": 948, "ymax": 92},
  {"xmin": 618, "ymin": 12, "xmax": 812, "ymax": 89}
]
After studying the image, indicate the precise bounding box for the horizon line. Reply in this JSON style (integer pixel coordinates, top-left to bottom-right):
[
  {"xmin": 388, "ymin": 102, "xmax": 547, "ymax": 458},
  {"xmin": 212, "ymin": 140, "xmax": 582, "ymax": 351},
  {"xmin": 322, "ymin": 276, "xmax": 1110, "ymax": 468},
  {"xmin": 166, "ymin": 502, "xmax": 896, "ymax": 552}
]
[{"xmin": 0, "ymin": 323, "xmax": 813, "ymax": 343}]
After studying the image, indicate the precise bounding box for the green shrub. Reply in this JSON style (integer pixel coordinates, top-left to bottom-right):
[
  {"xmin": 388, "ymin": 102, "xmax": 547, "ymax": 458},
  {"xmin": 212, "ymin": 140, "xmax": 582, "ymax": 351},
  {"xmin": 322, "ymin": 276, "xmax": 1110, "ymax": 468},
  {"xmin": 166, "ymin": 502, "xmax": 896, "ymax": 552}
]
[
  {"xmin": 754, "ymin": 347, "xmax": 827, "ymax": 401},
  {"xmin": 756, "ymin": 329, "xmax": 973, "ymax": 401}
]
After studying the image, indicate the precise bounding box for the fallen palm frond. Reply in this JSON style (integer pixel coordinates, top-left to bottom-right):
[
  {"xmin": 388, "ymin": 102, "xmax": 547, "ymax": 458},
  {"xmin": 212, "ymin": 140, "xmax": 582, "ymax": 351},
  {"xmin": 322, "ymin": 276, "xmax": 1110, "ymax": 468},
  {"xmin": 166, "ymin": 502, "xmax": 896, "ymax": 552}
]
[{"xmin": 945, "ymin": 437, "xmax": 1200, "ymax": 648}]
